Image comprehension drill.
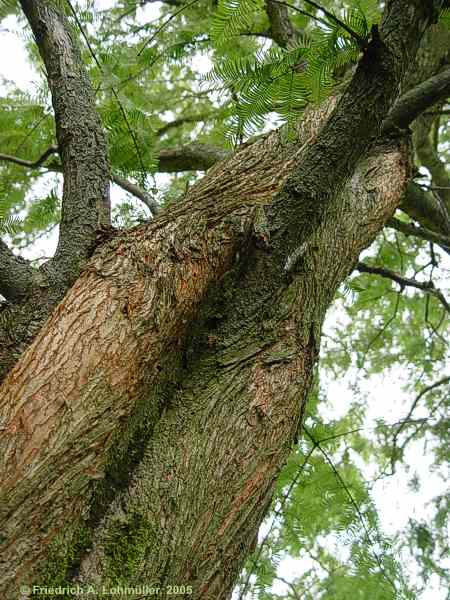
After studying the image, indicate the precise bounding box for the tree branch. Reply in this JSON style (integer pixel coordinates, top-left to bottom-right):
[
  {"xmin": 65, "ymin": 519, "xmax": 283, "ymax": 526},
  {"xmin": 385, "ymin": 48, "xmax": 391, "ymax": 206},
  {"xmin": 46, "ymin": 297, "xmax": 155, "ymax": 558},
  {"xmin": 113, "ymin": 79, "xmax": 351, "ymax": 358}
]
[
  {"xmin": 0, "ymin": 146, "xmax": 58, "ymax": 169},
  {"xmin": 0, "ymin": 239, "xmax": 36, "ymax": 302},
  {"xmin": 386, "ymin": 216, "xmax": 450, "ymax": 252},
  {"xmin": 265, "ymin": 0, "xmax": 298, "ymax": 48},
  {"xmin": 157, "ymin": 143, "xmax": 231, "ymax": 172},
  {"xmin": 400, "ymin": 181, "xmax": 450, "ymax": 236},
  {"xmin": 19, "ymin": 0, "xmax": 111, "ymax": 285},
  {"xmin": 415, "ymin": 128, "xmax": 450, "ymax": 216},
  {"xmin": 0, "ymin": 150, "xmax": 158, "ymax": 214},
  {"xmin": 266, "ymin": 0, "xmax": 446, "ymax": 266},
  {"xmin": 110, "ymin": 174, "xmax": 160, "ymax": 216},
  {"xmin": 156, "ymin": 114, "xmax": 210, "ymax": 137},
  {"xmin": 0, "ymin": 144, "xmax": 229, "ymax": 212},
  {"xmin": 272, "ymin": 0, "xmax": 366, "ymax": 47},
  {"xmin": 395, "ymin": 376, "xmax": 450, "ymax": 439},
  {"xmin": 382, "ymin": 66, "xmax": 450, "ymax": 133},
  {"xmin": 356, "ymin": 262, "xmax": 450, "ymax": 314},
  {"xmin": 303, "ymin": 427, "xmax": 394, "ymax": 588},
  {"xmin": 0, "ymin": 0, "xmax": 444, "ymax": 576},
  {"xmin": 389, "ymin": 375, "xmax": 450, "ymax": 473}
]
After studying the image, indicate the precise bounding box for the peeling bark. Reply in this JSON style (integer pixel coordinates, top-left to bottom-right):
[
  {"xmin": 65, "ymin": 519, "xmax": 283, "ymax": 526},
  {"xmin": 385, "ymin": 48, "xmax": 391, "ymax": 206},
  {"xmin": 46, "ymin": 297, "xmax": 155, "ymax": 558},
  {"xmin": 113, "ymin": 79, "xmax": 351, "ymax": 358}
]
[
  {"xmin": 0, "ymin": 109, "xmax": 410, "ymax": 596},
  {"xmin": 73, "ymin": 140, "xmax": 410, "ymax": 598}
]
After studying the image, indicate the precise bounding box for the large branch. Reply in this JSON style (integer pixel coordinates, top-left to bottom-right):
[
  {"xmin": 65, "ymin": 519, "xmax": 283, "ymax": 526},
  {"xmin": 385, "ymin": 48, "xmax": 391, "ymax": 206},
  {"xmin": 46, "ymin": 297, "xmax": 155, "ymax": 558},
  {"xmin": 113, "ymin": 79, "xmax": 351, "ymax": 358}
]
[
  {"xmin": 382, "ymin": 66, "xmax": 450, "ymax": 133},
  {"xmin": 74, "ymin": 142, "xmax": 412, "ymax": 594},
  {"xmin": 265, "ymin": 0, "xmax": 298, "ymax": 48},
  {"xmin": 19, "ymin": 0, "xmax": 111, "ymax": 285},
  {"xmin": 265, "ymin": 1, "xmax": 446, "ymax": 268},
  {"xmin": 157, "ymin": 143, "xmax": 231, "ymax": 171},
  {"xmin": 0, "ymin": 240, "xmax": 36, "ymax": 302}
]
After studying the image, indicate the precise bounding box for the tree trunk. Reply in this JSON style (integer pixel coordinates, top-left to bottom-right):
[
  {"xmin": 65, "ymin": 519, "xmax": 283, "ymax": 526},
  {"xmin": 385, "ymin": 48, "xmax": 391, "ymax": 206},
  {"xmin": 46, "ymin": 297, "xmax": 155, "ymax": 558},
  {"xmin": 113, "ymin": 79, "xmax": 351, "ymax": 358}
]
[
  {"xmin": 0, "ymin": 114, "xmax": 410, "ymax": 596},
  {"xmin": 0, "ymin": 1, "xmax": 446, "ymax": 597}
]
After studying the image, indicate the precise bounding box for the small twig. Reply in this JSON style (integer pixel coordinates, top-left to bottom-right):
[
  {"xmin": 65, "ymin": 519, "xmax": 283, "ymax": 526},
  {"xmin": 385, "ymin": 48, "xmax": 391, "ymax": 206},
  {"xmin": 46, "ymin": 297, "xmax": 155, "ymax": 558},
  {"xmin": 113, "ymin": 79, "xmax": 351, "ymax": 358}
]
[
  {"xmin": 314, "ymin": 419, "xmax": 429, "ymax": 445},
  {"xmin": 238, "ymin": 442, "xmax": 318, "ymax": 599},
  {"xmin": 273, "ymin": 0, "xmax": 367, "ymax": 47},
  {"xmin": 14, "ymin": 112, "xmax": 52, "ymax": 156},
  {"xmin": 111, "ymin": 174, "xmax": 160, "ymax": 216},
  {"xmin": 358, "ymin": 291, "xmax": 401, "ymax": 369},
  {"xmin": 386, "ymin": 217, "xmax": 450, "ymax": 251},
  {"xmin": 303, "ymin": 427, "xmax": 398, "ymax": 593},
  {"xmin": 424, "ymin": 109, "xmax": 450, "ymax": 115},
  {"xmin": 270, "ymin": 0, "xmax": 326, "ymax": 28},
  {"xmin": 0, "ymin": 149, "xmax": 157, "ymax": 216},
  {"xmin": 0, "ymin": 146, "xmax": 58, "ymax": 169},
  {"xmin": 137, "ymin": 0, "xmax": 200, "ymax": 57},
  {"xmin": 419, "ymin": 183, "xmax": 450, "ymax": 191},
  {"xmin": 394, "ymin": 376, "xmax": 450, "ymax": 440},
  {"xmin": 356, "ymin": 262, "xmax": 450, "ymax": 315},
  {"xmin": 390, "ymin": 376, "xmax": 450, "ymax": 474},
  {"xmin": 275, "ymin": 576, "xmax": 302, "ymax": 600},
  {"xmin": 156, "ymin": 114, "xmax": 210, "ymax": 137}
]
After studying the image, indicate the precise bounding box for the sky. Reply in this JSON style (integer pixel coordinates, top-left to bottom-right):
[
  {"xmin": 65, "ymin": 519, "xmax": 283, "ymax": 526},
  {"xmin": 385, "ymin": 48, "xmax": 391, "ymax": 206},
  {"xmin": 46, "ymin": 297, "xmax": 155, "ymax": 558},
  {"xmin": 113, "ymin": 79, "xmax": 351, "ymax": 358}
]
[{"xmin": 0, "ymin": 2, "xmax": 448, "ymax": 598}]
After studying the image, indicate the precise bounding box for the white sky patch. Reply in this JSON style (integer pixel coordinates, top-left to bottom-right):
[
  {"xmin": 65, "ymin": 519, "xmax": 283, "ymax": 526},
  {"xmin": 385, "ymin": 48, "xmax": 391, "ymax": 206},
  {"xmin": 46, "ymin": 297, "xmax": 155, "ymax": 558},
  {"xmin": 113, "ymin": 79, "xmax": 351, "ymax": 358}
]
[
  {"xmin": 94, "ymin": 0, "xmax": 116, "ymax": 9},
  {"xmin": 0, "ymin": 16, "xmax": 36, "ymax": 89},
  {"xmin": 192, "ymin": 52, "xmax": 213, "ymax": 75}
]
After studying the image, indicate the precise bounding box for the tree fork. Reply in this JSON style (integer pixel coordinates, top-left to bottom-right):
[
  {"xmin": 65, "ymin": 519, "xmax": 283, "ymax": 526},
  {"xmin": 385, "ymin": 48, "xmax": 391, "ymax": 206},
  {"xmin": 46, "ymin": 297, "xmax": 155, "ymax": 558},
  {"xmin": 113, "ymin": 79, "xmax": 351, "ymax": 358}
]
[
  {"xmin": 72, "ymin": 142, "xmax": 411, "ymax": 597},
  {"xmin": 0, "ymin": 134, "xmax": 410, "ymax": 594}
]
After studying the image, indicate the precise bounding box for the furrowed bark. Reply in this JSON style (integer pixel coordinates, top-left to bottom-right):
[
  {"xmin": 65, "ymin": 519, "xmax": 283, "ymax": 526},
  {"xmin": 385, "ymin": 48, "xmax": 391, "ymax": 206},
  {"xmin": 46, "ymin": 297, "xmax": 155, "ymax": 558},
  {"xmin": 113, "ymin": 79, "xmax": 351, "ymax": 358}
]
[
  {"xmin": 0, "ymin": 240, "xmax": 36, "ymax": 302},
  {"xmin": 266, "ymin": 0, "xmax": 444, "ymax": 269},
  {"xmin": 73, "ymin": 140, "xmax": 410, "ymax": 597},
  {"xmin": 0, "ymin": 99, "xmax": 336, "ymax": 591},
  {"xmin": 265, "ymin": 0, "xmax": 298, "ymax": 48},
  {"xmin": 19, "ymin": 0, "xmax": 111, "ymax": 285},
  {"xmin": 0, "ymin": 101, "xmax": 410, "ymax": 596}
]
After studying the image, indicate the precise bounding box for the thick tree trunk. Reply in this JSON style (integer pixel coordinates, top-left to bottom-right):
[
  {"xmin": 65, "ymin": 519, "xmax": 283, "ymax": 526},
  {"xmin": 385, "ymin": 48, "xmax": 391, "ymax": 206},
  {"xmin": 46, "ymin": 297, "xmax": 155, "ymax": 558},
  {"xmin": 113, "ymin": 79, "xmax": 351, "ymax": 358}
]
[
  {"xmin": 0, "ymin": 115, "xmax": 409, "ymax": 596},
  {"xmin": 74, "ymin": 141, "xmax": 409, "ymax": 598}
]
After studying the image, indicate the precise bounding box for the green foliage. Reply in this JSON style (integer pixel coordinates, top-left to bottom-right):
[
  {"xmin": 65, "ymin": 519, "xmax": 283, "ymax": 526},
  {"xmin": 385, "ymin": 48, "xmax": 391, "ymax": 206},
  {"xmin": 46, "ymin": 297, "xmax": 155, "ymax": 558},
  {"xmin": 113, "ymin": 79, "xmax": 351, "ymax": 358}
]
[
  {"xmin": 0, "ymin": 213, "xmax": 21, "ymax": 235},
  {"xmin": 439, "ymin": 7, "xmax": 450, "ymax": 28},
  {"xmin": 211, "ymin": 0, "xmax": 265, "ymax": 45},
  {"xmin": 206, "ymin": 0, "xmax": 374, "ymax": 142},
  {"xmin": 0, "ymin": 0, "xmax": 18, "ymax": 21}
]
